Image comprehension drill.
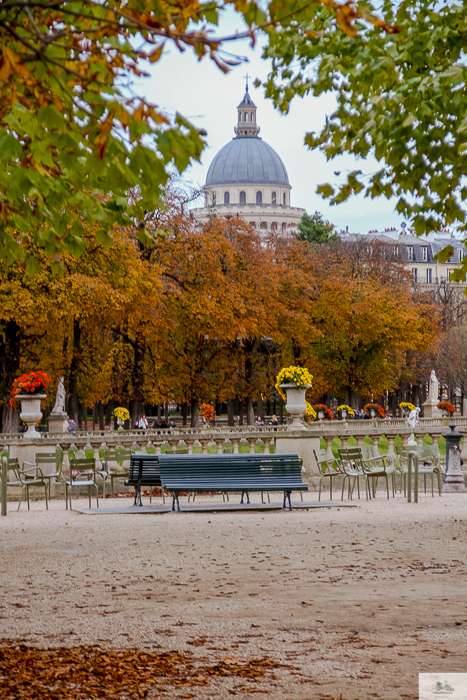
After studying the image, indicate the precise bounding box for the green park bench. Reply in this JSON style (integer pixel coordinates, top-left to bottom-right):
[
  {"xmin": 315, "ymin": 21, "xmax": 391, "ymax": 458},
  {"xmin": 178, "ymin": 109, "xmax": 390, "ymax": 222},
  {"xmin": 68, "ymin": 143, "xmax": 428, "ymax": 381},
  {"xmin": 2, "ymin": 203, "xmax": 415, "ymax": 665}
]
[{"xmin": 126, "ymin": 453, "xmax": 307, "ymax": 511}]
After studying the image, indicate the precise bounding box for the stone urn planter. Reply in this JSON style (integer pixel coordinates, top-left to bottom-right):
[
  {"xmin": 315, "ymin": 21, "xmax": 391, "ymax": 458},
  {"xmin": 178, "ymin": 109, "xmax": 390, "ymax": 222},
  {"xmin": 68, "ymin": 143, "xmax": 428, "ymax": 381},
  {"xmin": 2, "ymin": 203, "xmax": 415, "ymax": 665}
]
[
  {"xmin": 117, "ymin": 418, "xmax": 125, "ymax": 431},
  {"xmin": 280, "ymin": 383, "xmax": 310, "ymax": 431},
  {"xmin": 17, "ymin": 394, "xmax": 46, "ymax": 438},
  {"xmin": 370, "ymin": 409, "xmax": 376, "ymax": 419},
  {"xmin": 341, "ymin": 410, "xmax": 347, "ymax": 420},
  {"xmin": 318, "ymin": 411, "xmax": 324, "ymax": 421}
]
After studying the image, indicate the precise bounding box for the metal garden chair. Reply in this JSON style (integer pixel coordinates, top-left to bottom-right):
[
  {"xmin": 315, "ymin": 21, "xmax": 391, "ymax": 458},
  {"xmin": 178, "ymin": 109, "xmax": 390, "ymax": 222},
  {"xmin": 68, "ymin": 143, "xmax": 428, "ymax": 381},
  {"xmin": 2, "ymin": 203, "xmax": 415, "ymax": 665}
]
[
  {"xmin": 395, "ymin": 445, "xmax": 442, "ymax": 496},
  {"xmin": 313, "ymin": 448, "xmax": 342, "ymax": 501},
  {"xmin": 63, "ymin": 456, "xmax": 99, "ymax": 509}
]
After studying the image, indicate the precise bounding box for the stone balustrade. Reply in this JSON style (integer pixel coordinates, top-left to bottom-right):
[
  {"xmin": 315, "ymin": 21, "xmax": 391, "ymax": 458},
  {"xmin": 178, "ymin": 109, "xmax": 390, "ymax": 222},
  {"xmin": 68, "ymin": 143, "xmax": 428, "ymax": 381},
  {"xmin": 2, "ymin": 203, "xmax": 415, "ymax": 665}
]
[{"xmin": 2, "ymin": 417, "xmax": 466, "ymax": 493}]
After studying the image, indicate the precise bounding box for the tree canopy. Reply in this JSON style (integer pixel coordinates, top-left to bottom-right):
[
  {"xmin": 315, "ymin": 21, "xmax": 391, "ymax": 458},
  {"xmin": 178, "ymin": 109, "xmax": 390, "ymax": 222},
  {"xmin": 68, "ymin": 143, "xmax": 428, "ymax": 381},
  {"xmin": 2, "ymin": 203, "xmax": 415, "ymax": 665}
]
[
  {"xmin": 296, "ymin": 211, "xmax": 339, "ymax": 244},
  {"xmin": 261, "ymin": 0, "xmax": 467, "ymax": 265},
  {"xmin": 0, "ymin": 0, "xmax": 398, "ymax": 269}
]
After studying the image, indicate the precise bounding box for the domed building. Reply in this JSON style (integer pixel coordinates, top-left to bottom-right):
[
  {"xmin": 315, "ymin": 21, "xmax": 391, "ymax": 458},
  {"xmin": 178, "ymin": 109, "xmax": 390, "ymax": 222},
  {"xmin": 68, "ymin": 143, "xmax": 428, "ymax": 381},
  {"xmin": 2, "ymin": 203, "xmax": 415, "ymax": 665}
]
[{"xmin": 192, "ymin": 84, "xmax": 305, "ymax": 232}]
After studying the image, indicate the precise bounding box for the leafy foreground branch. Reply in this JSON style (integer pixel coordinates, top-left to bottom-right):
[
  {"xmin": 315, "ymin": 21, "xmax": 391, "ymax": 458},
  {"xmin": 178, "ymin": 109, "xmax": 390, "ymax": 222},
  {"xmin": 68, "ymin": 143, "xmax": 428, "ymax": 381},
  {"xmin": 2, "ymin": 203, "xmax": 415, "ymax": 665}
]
[{"xmin": 0, "ymin": 641, "xmax": 294, "ymax": 698}]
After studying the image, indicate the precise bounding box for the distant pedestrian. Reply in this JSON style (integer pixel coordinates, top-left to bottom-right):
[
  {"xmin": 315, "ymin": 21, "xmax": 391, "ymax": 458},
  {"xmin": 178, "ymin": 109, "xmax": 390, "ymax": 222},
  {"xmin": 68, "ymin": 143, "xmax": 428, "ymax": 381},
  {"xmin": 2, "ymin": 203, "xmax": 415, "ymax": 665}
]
[
  {"xmin": 67, "ymin": 418, "xmax": 76, "ymax": 432},
  {"xmin": 138, "ymin": 415, "xmax": 148, "ymax": 430}
]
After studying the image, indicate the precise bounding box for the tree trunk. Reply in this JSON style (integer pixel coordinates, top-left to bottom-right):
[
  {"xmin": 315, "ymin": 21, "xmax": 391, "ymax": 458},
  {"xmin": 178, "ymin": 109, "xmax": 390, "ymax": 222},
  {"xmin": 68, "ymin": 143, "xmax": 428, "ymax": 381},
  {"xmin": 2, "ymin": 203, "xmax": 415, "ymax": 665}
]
[
  {"xmin": 227, "ymin": 398, "xmax": 235, "ymax": 426},
  {"xmin": 67, "ymin": 318, "xmax": 81, "ymax": 422},
  {"xmin": 98, "ymin": 402, "xmax": 105, "ymax": 430},
  {"xmin": 105, "ymin": 402, "xmax": 113, "ymax": 429},
  {"xmin": 190, "ymin": 398, "xmax": 199, "ymax": 427},
  {"xmin": 0, "ymin": 320, "xmax": 21, "ymax": 433},
  {"xmin": 257, "ymin": 397, "xmax": 264, "ymax": 419},
  {"xmin": 246, "ymin": 396, "xmax": 255, "ymax": 425},
  {"xmin": 130, "ymin": 337, "xmax": 145, "ymax": 426},
  {"xmin": 182, "ymin": 402, "xmax": 189, "ymax": 427},
  {"xmin": 238, "ymin": 399, "xmax": 244, "ymax": 426},
  {"xmin": 2, "ymin": 404, "xmax": 19, "ymax": 433}
]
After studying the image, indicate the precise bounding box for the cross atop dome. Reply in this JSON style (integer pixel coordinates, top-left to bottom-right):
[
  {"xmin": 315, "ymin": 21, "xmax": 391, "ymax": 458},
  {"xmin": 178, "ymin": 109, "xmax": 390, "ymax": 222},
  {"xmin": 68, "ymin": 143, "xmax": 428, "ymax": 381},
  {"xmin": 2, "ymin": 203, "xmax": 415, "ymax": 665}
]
[{"xmin": 235, "ymin": 81, "xmax": 259, "ymax": 138}]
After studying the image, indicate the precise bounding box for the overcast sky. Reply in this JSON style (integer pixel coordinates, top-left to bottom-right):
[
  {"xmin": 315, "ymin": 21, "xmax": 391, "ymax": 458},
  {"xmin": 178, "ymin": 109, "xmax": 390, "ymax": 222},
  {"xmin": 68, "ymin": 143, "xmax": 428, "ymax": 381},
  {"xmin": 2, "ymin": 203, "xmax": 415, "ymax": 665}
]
[{"xmin": 139, "ymin": 11, "xmax": 406, "ymax": 233}]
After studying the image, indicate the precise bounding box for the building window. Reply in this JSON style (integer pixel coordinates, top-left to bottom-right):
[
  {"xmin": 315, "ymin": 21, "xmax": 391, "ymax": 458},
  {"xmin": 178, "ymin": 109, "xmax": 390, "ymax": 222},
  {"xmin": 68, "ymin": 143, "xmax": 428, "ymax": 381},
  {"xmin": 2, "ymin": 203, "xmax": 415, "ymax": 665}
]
[
  {"xmin": 426, "ymin": 268, "xmax": 432, "ymax": 284},
  {"xmin": 212, "ymin": 192, "xmax": 216, "ymax": 205},
  {"xmin": 421, "ymin": 246, "xmax": 428, "ymax": 262},
  {"xmin": 239, "ymin": 191, "xmax": 246, "ymax": 204},
  {"xmin": 224, "ymin": 191, "xmax": 230, "ymax": 205},
  {"xmin": 458, "ymin": 248, "xmax": 464, "ymax": 261},
  {"xmin": 205, "ymin": 193, "xmax": 208, "ymax": 206},
  {"xmin": 251, "ymin": 112, "xmax": 254, "ymax": 121},
  {"xmin": 283, "ymin": 193, "xmax": 286, "ymax": 206},
  {"xmin": 412, "ymin": 268, "xmax": 417, "ymax": 283},
  {"xmin": 271, "ymin": 222, "xmax": 277, "ymax": 231},
  {"xmin": 256, "ymin": 191, "xmax": 262, "ymax": 204},
  {"xmin": 271, "ymin": 191, "xmax": 276, "ymax": 204},
  {"xmin": 244, "ymin": 112, "xmax": 249, "ymax": 122},
  {"xmin": 249, "ymin": 221, "xmax": 256, "ymax": 227},
  {"xmin": 260, "ymin": 222, "xmax": 267, "ymax": 229},
  {"xmin": 393, "ymin": 245, "xmax": 399, "ymax": 256},
  {"xmin": 282, "ymin": 222, "xmax": 286, "ymax": 231},
  {"xmin": 407, "ymin": 246, "xmax": 414, "ymax": 261}
]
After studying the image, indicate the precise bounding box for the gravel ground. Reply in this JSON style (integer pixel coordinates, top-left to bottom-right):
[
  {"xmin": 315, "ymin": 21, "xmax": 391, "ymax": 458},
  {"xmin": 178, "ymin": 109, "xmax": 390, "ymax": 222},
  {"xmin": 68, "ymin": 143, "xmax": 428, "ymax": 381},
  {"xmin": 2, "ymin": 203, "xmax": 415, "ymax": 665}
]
[{"xmin": 1, "ymin": 489, "xmax": 466, "ymax": 699}]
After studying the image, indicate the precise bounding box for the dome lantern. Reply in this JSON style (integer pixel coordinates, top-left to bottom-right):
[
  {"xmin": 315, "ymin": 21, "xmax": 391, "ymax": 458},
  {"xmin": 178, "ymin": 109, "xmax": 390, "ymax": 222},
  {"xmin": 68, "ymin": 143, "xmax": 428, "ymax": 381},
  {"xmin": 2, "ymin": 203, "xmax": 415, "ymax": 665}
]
[{"xmin": 234, "ymin": 75, "xmax": 260, "ymax": 138}]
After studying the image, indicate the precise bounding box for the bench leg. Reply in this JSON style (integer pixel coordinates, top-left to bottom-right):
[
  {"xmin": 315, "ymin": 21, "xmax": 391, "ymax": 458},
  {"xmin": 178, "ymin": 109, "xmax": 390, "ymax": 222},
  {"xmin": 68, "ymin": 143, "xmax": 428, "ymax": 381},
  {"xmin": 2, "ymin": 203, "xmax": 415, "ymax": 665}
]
[
  {"xmin": 172, "ymin": 492, "xmax": 181, "ymax": 512},
  {"xmin": 134, "ymin": 484, "xmax": 142, "ymax": 507}
]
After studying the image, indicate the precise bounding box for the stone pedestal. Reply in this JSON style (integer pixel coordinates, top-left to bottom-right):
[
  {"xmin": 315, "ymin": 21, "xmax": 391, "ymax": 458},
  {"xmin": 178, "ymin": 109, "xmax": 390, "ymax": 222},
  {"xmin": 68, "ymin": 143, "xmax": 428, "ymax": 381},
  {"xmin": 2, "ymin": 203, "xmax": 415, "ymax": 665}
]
[
  {"xmin": 275, "ymin": 435, "xmax": 320, "ymax": 487},
  {"xmin": 422, "ymin": 400, "xmax": 442, "ymax": 418},
  {"xmin": 48, "ymin": 411, "xmax": 68, "ymax": 433}
]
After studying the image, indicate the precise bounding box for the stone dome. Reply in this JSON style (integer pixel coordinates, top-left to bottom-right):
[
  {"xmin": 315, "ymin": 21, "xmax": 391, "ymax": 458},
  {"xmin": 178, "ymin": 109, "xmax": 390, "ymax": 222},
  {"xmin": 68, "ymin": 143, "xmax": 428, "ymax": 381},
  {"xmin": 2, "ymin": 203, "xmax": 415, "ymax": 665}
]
[{"xmin": 205, "ymin": 137, "xmax": 290, "ymax": 187}]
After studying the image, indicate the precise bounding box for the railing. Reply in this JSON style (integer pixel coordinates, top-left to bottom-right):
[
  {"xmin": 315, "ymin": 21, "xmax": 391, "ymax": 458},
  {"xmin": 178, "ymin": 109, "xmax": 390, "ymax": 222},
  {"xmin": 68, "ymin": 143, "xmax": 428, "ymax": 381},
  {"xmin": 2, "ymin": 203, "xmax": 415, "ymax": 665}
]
[{"xmin": 2, "ymin": 417, "xmax": 466, "ymax": 479}]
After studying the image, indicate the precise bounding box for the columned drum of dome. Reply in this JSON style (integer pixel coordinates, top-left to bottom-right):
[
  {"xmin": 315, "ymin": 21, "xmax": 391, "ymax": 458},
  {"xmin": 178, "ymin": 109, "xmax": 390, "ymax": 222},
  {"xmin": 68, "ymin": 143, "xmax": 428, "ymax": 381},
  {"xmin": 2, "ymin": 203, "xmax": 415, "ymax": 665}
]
[{"xmin": 191, "ymin": 83, "xmax": 305, "ymax": 234}]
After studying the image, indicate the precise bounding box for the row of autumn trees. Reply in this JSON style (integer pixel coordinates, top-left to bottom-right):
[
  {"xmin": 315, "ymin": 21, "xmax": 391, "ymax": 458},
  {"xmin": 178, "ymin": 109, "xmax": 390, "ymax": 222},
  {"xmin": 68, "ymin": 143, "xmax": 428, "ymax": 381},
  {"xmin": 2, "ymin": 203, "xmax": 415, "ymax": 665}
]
[{"xmin": 1, "ymin": 199, "xmax": 441, "ymax": 432}]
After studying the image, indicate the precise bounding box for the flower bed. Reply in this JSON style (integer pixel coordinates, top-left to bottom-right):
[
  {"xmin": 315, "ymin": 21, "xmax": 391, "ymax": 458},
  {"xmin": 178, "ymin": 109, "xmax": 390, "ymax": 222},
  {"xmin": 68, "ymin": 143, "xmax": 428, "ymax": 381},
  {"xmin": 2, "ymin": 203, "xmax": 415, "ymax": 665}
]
[
  {"xmin": 275, "ymin": 366, "xmax": 313, "ymax": 401},
  {"xmin": 437, "ymin": 401, "xmax": 455, "ymax": 414},
  {"xmin": 10, "ymin": 371, "xmax": 52, "ymax": 411},
  {"xmin": 363, "ymin": 402, "xmax": 385, "ymax": 418},
  {"xmin": 313, "ymin": 404, "xmax": 334, "ymax": 420}
]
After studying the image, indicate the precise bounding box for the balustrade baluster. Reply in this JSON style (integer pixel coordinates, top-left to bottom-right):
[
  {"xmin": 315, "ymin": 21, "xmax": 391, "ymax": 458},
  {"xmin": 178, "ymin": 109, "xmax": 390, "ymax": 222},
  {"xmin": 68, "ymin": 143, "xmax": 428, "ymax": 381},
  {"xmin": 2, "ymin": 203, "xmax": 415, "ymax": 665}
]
[
  {"xmin": 263, "ymin": 437, "xmax": 271, "ymax": 454},
  {"xmin": 215, "ymin": 440, "xmax": 224, "ymax": 455},
  {"xmin": 169, "ymin": 439, "xmax": 179, "ymax": 454},
  {"xmin": 355, "ymin": 435, "xmax": 364, "ymax": 450},
  {"xmin": 231, "ymin": 438, "xmax": 239, "ymax": 454},
  {"xmin": 154, "ymin": 442, "xmax": 162, "ymax": 455},
  {"xmin": 248, "ymin": 438, "xmax": 257, "ymax": 454},
  {"xmin": 200, "ymin": 440, "xmax": 209, "ymax": 454},
  {"xmin": 185, "ymin": 439, "xmax": 195, "ymax": 455},
  {"xmin": 324, "ymin": 436, "xmax": 334, "ymax": 461},
  {"xmin": 386, "ymin": 435, "xmax": 396, "ymax": 461},
  {"xmin": 371, "ymin": 436, "xmax": 379, "ymax": 455}
]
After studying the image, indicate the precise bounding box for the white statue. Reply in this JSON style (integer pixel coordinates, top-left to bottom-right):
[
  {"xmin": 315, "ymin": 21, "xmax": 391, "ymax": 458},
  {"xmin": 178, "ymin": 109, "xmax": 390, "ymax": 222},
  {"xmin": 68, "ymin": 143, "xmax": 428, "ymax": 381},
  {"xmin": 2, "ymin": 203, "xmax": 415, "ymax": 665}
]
[
  {"xmin": 407, "ymin": 433, "xmax": 417, "ymax": 446},
  {"xmin": 428, "ymin": 370, "xmax": 439, "ymax": 402},
  {"xmin": 51, "ymin": 376, "xmax": 66, "ymax": 414},
  {"xmin": 406, "ymin": 406, "xmax": 420, "ymax": 429}
]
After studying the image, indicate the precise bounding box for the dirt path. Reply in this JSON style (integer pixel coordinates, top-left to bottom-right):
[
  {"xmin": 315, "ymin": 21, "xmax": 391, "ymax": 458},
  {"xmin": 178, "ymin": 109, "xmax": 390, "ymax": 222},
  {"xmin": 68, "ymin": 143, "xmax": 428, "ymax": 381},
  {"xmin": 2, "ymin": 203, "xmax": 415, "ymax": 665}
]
[{"xmin": 0, "ymin": 491, "xmax": 466, "ymax": 699}]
